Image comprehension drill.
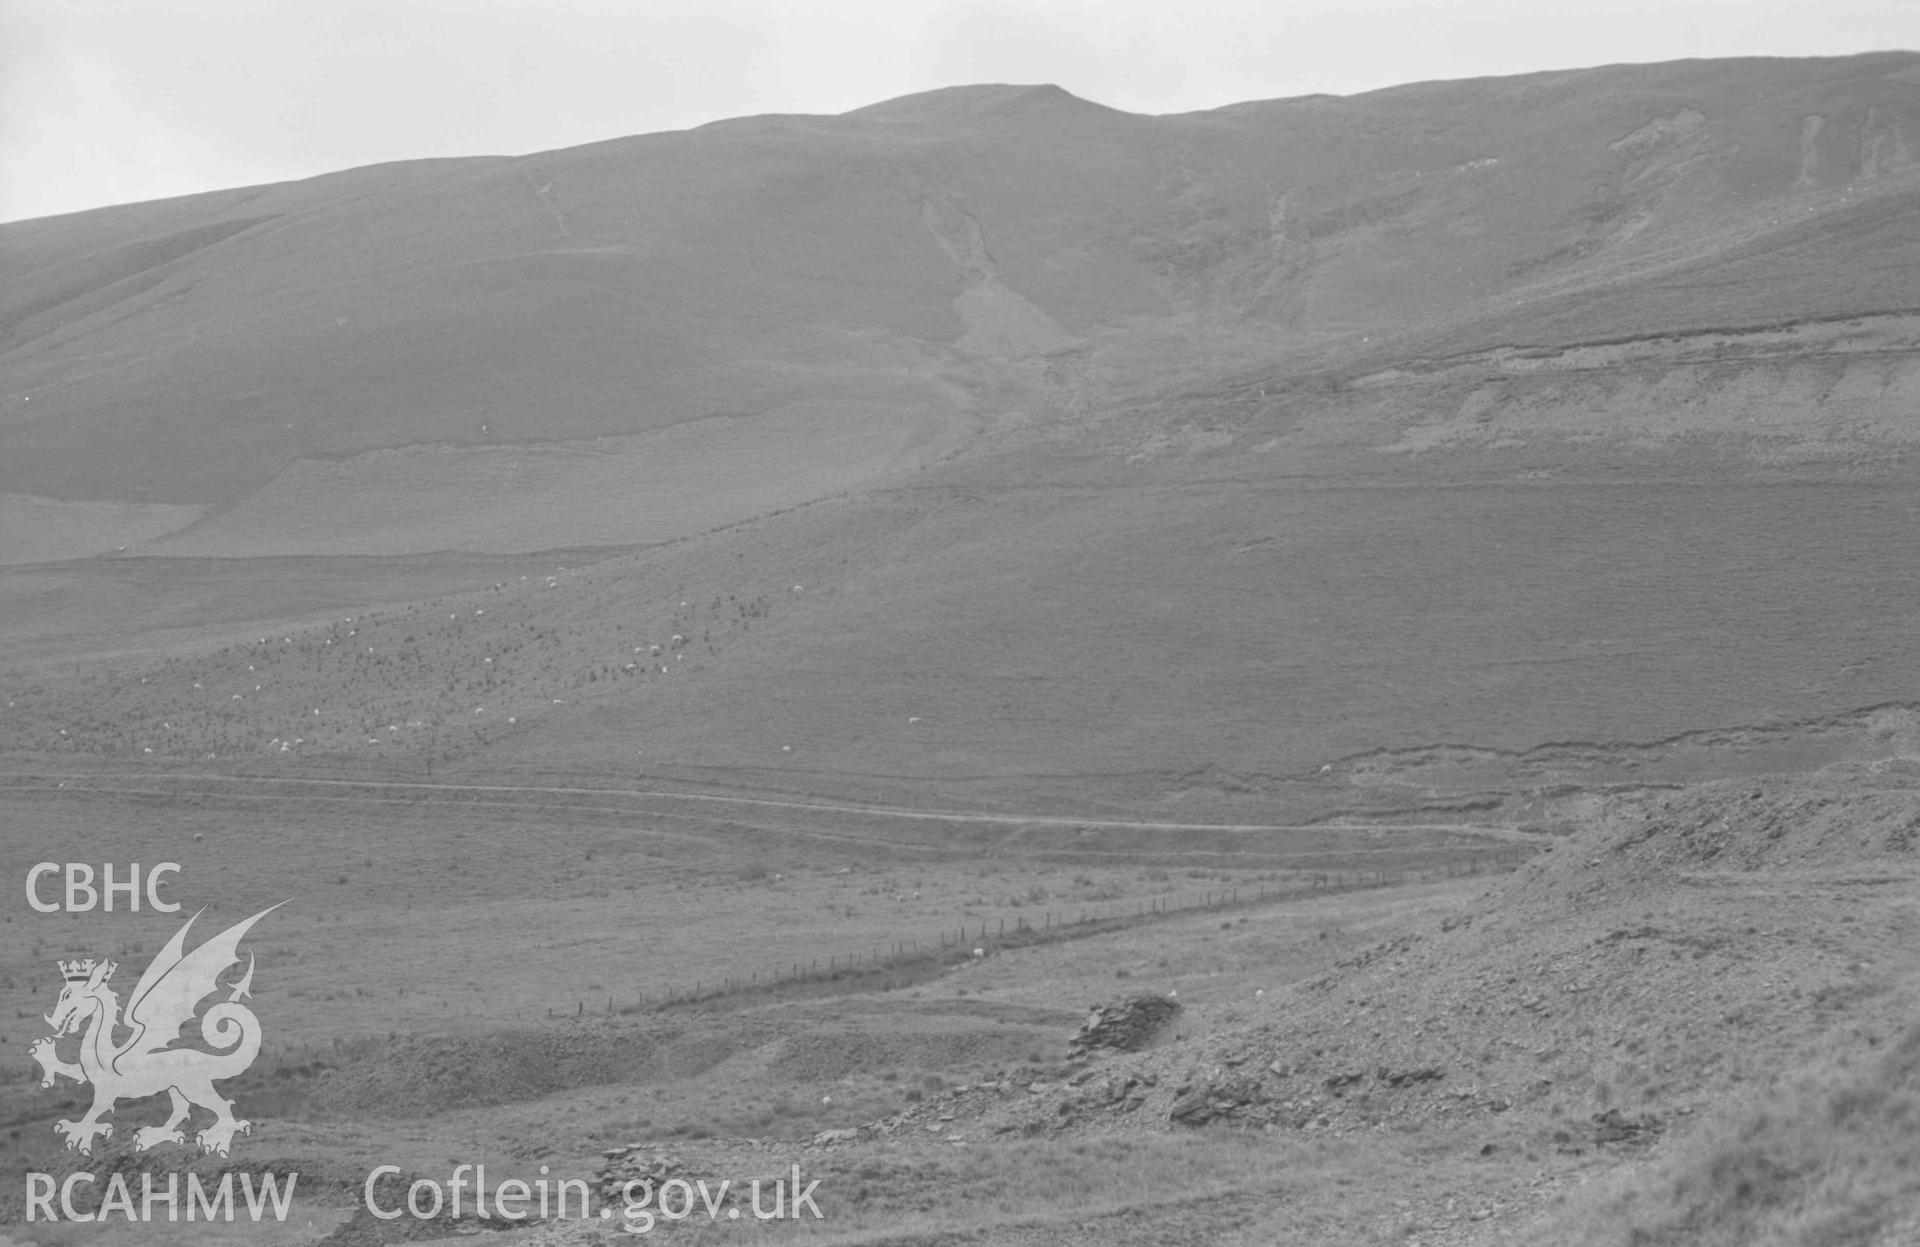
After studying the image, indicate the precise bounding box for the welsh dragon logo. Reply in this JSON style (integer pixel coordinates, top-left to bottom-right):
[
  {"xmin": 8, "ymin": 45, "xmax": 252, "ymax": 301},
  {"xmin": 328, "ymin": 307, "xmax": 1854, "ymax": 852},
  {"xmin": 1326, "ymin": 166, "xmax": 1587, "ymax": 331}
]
[{"xmin": 28, "ymin": 904, "xmax": 281, "ymax": 1157}]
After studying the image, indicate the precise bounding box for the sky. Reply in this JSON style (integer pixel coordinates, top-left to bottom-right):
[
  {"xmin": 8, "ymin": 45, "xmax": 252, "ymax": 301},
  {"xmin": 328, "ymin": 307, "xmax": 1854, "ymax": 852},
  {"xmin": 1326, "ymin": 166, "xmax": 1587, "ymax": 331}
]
[{"xmin": 5, "ymin": 0, "xmax": 1920, "ymax": 224}]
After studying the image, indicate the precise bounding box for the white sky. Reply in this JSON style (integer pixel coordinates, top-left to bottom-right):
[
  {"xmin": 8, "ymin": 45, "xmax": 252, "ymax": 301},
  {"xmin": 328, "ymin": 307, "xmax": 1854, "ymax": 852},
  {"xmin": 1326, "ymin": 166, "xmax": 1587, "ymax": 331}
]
[{"xmin": 4, "ymin": 0, "xmax": 1919, "ymax": 224}]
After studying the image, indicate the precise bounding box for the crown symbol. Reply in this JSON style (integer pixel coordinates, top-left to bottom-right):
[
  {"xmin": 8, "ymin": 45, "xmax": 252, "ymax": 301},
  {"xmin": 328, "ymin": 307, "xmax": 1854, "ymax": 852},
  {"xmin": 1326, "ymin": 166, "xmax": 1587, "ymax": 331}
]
[{"xmin": 59, "ymin": 959, "xmax": 110, "ymax": 982}]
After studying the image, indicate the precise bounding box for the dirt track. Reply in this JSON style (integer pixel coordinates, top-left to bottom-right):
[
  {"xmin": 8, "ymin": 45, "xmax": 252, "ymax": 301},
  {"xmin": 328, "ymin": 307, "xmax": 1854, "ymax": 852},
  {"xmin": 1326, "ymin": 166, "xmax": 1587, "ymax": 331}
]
[{"xmin": 0, "ymin": 767, "xmax": 1535, "ymax": 847}]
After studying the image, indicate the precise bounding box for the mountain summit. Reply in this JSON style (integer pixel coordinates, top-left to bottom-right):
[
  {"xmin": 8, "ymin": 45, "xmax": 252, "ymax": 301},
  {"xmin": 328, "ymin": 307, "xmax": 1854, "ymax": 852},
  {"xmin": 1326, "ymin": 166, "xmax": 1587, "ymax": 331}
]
[
  {"xmin": 6, "ymin": 51, "xmax": 1918, "ymax": 532},
  {"xmin": 8, "ymin": 54, "xmax": 1920, "ymax": 803}
]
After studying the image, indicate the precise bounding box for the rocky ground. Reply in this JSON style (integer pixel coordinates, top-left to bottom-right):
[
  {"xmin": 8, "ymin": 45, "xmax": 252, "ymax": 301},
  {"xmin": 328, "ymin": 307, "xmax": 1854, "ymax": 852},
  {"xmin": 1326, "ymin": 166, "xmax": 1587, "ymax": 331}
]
[
  {"xmin": 7, "ymin": 768, "xmax": 1907, "ymax": 1245},
  {"xmin": 352, "ymin": 765, "xmax": 1920, "ymax": 1245}
]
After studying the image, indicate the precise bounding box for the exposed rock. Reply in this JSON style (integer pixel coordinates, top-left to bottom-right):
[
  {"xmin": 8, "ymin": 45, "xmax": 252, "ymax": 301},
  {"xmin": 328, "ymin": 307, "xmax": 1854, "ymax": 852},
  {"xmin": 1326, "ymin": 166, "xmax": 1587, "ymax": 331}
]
[
  {"xmin": 1591, "ymin": 1108, "xmax": 1662, "ymax": 1144},
  {"xmin": 1067, "ymin": 994, "xmax": 1183, "ymax": 1059},
  {"xmin": 1169, "ymin": 1091, "xmax": 1217, "ymax": 1125},
  {"xmin": 1167, "ymin": 1074, "xmax": 1269, "ymax": 1126},
  {"xmin": 594, "ymin": 1142, "xmax": 784, "ymax": 1207},
  {"xmin": 595, "ymin": 1150, "xmax": 688, "ymax": 1202}
]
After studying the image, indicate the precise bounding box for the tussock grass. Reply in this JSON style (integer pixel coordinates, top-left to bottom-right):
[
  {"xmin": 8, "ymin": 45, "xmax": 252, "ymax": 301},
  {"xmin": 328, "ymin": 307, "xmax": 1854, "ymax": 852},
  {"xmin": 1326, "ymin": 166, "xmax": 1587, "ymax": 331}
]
[{"xmin": 1538, "ymin": 1022, "xmax": 1920, "ymax": 1246}]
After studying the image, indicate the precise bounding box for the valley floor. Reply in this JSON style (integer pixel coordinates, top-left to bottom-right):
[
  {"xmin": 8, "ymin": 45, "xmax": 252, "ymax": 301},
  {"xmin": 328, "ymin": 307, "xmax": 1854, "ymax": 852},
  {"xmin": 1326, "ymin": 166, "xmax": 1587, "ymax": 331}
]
[{"xmin": 3, "ymin": 767, "xmax": 1914, "ymax": 1245}]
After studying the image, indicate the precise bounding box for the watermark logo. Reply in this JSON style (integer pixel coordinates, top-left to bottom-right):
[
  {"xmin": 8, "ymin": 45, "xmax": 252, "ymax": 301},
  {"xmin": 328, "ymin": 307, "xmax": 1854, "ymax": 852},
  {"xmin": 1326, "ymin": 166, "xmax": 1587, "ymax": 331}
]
[
  {"xmin": 363, "ymin": 1164, "xmax": 825, "ymax": 1235},
  {"xmin": 28, "ymin": 903, "xmax": 283, "ymax": 1157}
]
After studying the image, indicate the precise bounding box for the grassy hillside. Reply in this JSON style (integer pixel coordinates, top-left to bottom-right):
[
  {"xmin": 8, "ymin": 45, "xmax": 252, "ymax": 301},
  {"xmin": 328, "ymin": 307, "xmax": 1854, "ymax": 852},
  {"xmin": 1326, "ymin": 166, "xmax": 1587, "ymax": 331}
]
[
  {"xmin": 13, "ymin": 443, "xmax": 1920, "ymax": 818},
  {"xmin": 9, "ymin": 55, "xmax": 1920, "ymax": 811},
  {"xmin": 6, "ymin": 55, "xmax": 1920, "ymax": 547},
  {"xmin": 11, "ymin": 55, "xmax": 1920, "ymax": 1247}
]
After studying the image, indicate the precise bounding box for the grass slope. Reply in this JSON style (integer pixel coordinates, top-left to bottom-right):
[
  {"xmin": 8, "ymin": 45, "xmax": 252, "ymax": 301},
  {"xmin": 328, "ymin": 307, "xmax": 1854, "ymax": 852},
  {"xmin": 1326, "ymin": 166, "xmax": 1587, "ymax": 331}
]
[
  {"xmin": 15, "ymin": 440, "xmax": 1920, "ymax": 813},
  {"xmin": 5, "ymin": 54, "xmax": 1920, "ymax": 550}
]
